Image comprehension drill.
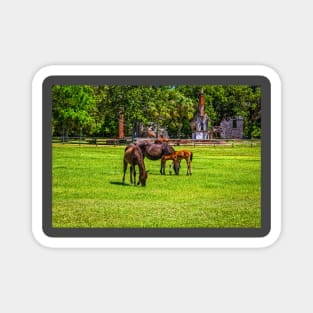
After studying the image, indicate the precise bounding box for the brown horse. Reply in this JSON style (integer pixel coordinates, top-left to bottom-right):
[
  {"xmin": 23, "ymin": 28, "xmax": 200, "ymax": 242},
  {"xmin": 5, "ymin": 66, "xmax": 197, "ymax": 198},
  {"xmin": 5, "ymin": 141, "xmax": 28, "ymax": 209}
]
[
  {"xmin": 161, "ymin": 150, "xmax": 193, "ymax": 175},
  {"xmin": 122, "ymin": 144, "xmax": 148, "ymax": 186},
  {"xmin": 137, "ymin": 141, "xmax": 178, "ymax": 174},
  {"xmin": 137, "ymin": 141, "xmax": 175, "ymax": 160}
]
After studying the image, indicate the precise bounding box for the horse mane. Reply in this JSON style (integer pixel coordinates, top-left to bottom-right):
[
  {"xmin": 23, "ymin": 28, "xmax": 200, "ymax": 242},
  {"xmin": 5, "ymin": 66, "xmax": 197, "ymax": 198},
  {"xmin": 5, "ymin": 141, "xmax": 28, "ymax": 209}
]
[
  {"xmin": 161, "ymin": 142, "xmax": 175, "ymax": 155},
  {"xmin": 125, "ymin": 143, "xmax": 136, "ymax": 151}
]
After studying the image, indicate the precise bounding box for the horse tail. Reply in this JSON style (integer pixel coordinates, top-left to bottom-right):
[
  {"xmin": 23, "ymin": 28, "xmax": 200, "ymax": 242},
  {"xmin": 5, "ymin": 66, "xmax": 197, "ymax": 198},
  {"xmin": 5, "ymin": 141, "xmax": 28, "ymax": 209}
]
[{"xmin": 190, "ymin": 151, "xmax": 193, "ymax": 161}]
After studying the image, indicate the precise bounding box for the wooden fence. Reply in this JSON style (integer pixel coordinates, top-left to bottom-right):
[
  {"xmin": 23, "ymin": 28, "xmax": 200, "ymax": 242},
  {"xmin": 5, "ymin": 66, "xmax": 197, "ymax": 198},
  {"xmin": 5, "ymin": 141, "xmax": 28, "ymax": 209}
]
[{"xmin": 52, "ymin": 137, "xmax": 260, "ymax": 147}]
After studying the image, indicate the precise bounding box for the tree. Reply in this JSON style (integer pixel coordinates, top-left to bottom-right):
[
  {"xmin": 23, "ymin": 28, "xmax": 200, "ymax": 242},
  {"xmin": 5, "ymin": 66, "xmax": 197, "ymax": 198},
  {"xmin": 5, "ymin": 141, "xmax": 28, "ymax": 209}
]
[
  {"xmin": 166, "ymin": 88, "xmax": 195, "ymax": 138},
  {"xmin": 51, "ymin": 84, "xmax": 262, "ymax": 139},
  {"xmin": 52, "ymin": 85, "xmax": 97, "ymax": 137}
]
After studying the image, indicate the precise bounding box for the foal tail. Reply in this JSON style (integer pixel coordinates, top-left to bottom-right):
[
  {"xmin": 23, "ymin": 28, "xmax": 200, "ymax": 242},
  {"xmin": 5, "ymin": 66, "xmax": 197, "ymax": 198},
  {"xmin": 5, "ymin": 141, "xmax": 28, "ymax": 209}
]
[{"xmin": 190, "ymin": 151, "xmax": 193, "ymax": 161}]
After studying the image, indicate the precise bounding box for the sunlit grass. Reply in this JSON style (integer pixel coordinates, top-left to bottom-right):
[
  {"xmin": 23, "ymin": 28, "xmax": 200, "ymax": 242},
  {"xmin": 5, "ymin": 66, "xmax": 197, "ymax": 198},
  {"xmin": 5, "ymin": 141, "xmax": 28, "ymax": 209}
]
[{"xmin": 52, "ymin": 143, "xmax": 261, "ymax": 228}]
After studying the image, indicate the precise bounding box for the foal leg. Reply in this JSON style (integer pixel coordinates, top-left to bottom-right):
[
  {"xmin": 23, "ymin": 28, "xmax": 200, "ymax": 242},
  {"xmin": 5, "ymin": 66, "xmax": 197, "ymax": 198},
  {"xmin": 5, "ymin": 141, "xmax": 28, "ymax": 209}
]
[
  {"xmin": 160, "ymin": 158, "xmax": 166, "ymax": 175},
  {"xmin": 160, "ymin": 159, "xmax": 165, "ymax": 175},
  {"xmin": 186, "ymin": 159, "xmax": 192, "ymax": 175},
  {"xmin": 169, "ymin": 160, "xmax": 176, "ymax": 175}
]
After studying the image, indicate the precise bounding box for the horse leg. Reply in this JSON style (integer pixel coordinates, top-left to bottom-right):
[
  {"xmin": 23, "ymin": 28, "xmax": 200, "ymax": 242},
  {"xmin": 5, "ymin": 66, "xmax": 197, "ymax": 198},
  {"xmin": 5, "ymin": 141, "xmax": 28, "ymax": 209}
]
[
  {"xmin": 133, "ymin": 166, "xmax": 137, "ymax": 185},
  {"xmin": 122, "ymin": 161, "xmax": 127, "ymax": 184},
  {"xmin": 175, "ymin": 158, "xmax": 181, "ymax": 175},
  {"xmin": 185, "ymin": 159, "xmax": 188, "ymax": 175},
  {"xmin": 137, "ymin": 166, "xmax": 141, "ymax": 185},
  {"xmin": 186, "ymin": 159, "xmax": 189, "ymax": 175},
  {"xmin": 130, "ymin": 166, "xmax": 133, "ymax": 185}
]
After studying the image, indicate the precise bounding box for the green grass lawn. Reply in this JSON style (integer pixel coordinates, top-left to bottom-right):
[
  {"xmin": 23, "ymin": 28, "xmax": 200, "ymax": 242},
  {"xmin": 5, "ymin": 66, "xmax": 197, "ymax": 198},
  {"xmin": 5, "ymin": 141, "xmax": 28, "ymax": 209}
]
[{"xmin": 52, "ymin": 143, "xmax": 261, "ymax": 228}]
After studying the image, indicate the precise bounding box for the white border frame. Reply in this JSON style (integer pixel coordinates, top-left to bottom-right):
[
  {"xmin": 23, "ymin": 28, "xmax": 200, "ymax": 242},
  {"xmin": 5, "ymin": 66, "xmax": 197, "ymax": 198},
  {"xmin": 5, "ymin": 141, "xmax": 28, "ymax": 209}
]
[{"xmin": 32, "ymin": 65, "xmax": 281, "ymax": 248}]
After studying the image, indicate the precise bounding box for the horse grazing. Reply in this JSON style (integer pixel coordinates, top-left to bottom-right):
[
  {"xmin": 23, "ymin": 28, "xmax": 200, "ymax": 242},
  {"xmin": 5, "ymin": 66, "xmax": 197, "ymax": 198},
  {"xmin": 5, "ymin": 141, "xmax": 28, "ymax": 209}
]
[
  {"xmin": 122, "ymin": 144, "xmax": 148, "ymax": 186},
  {"xmin": 160, "ymin": 153, "xmax": 180, "ymax": 175},
  {"xmin": 137, "ymin": 141, "xmax": 178, "ymax": 174},
  {"xmin": 161, "ymin": 150, "xmax": 193, "ymax": 176}
]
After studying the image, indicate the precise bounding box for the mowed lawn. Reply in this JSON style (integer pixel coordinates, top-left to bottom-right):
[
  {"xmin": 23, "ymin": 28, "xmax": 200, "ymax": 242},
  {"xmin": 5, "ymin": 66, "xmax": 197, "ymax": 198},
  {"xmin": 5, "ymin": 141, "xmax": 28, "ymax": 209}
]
[{"xmin": 52, "ymin": 143, "xmax": 261, "ymax": 228}]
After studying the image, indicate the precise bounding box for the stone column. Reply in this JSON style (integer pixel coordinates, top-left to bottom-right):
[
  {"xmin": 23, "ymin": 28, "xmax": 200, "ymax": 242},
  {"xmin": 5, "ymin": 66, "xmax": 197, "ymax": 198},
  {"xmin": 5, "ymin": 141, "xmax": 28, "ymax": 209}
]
[
  {"xmin": 118, "ymin": 112, "xmax": 124, "ymax": 139},
  {"xmin": 199, "ymin": 89, "xmax": 204, "ymax": 116}
]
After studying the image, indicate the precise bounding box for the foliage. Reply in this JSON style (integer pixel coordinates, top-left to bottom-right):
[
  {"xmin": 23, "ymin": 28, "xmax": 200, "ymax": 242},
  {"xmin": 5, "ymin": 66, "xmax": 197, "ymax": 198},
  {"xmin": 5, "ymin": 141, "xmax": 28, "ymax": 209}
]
[
  {"xmin": 52, "ymin": 85, "xmax": 262, "ymax": 138},
  {"xmin": 52, "ymin": 85, "xmax": 97, "ymax": 137},
  {"xmin": 251, "ymin": 126, "xmax": 261, "ymax": 138}
]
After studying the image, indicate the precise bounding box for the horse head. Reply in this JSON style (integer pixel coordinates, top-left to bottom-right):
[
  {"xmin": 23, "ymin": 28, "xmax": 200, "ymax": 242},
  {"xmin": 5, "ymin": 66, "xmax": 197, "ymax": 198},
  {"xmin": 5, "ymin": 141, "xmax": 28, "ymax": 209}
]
[{"xmin": 139, "ymin": 170, "xmax": 148, "ymax": 186}]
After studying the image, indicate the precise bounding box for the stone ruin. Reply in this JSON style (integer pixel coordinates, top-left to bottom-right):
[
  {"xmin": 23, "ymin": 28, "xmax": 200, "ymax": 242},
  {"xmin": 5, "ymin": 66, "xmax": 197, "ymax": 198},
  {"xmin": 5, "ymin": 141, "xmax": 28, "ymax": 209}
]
[
  {"xmin": 220, "ymin": 116, "xmax": 244, "ymax": 139},
  {"xmin": 190, "ymin": 89, "xmax": 244, "ymax": 140},
  {"xmin": 134, "ymin": 122, "xmax": 169, "ymax": 139}
]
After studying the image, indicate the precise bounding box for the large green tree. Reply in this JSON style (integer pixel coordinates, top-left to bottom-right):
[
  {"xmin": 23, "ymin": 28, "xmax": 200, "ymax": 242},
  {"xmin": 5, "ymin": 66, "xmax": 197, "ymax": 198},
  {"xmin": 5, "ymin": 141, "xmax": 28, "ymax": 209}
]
[{"xmin": 52, "ymin": 85, "xmax": 97, "ymax": 137}]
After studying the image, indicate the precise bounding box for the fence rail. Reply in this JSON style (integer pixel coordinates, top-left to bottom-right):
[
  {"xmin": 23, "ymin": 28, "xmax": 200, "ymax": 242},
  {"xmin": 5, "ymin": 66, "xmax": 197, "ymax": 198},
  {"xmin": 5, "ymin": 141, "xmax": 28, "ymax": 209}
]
[{"xmin": 52, "ymin": 136, "xmax": 261, "ymax": 147}]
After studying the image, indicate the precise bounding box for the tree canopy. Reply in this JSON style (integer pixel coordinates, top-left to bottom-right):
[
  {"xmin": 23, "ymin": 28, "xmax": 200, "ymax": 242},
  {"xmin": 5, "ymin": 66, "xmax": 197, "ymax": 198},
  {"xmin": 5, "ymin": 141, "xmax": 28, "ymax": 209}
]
[{"xmin": 52, "ymin": 84, "xmax": 261, "ymax": 138}]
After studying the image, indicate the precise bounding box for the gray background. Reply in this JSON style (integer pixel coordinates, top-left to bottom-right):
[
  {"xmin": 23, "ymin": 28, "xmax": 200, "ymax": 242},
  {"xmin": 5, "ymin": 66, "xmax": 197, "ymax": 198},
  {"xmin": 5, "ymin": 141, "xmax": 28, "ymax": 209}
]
[{"xmin": 0, "ymin": 0, "xmax": 310, "ymax": 312}]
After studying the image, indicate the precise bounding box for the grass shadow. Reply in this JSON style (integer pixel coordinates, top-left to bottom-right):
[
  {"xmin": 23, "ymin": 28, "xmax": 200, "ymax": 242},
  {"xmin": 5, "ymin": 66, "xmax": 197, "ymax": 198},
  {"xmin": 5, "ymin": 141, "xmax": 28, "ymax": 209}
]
[
  {"xmin": 110, "ymin": 181, "xmax": 139, "ymax": 187},
  {"xmin": 110, "ymin": 181, "xmax": 128, "ymax": 186}
]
